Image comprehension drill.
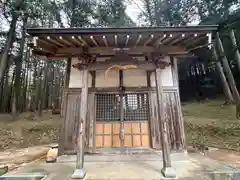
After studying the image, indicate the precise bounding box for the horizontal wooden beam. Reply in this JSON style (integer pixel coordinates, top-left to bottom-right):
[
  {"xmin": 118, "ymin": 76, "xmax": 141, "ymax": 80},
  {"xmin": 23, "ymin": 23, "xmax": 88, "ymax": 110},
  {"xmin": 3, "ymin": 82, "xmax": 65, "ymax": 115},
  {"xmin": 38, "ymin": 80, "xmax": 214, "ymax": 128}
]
[
  {"xmin": 72, "ymin": 61, "xmax": 158, "ymax": 71},
  {"xmin": 55, "ymin": 46, "xmax": 187, "ymax": 55},
  {"xmin": 63, "ymin": 86, "xmax": 178, "ymax": 93}
]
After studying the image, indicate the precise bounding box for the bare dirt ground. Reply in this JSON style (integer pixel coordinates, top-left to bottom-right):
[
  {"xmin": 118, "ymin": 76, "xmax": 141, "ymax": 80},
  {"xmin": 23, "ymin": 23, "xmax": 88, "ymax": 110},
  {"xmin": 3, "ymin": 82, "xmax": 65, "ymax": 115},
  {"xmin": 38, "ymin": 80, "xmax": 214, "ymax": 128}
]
[
  {"xmin": 0, "ymin": 111, "xmax": 60, "ymax": 151},
  {"xmin": 205, "ymin": 148, "xmax": 240, "ymax": 168}
]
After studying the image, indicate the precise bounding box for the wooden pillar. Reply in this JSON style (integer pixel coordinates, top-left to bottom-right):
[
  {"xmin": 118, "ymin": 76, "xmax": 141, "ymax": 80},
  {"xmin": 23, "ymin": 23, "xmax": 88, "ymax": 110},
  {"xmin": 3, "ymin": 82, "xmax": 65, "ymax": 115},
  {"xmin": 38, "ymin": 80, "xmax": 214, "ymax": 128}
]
[
  {"xmin": 72, "ymin": 67, "xmax": 88, "ymax": 179},
  {"xmin": 212, "ymin": 46, "xmax": 234, "ymax": 102},
  {"xmin": 216, "ymin": 32, "xmax": 240, "ymax": 102},
  {"xmin": 155, "ymin": 67, "xmax": 176, "ymax": 178}
]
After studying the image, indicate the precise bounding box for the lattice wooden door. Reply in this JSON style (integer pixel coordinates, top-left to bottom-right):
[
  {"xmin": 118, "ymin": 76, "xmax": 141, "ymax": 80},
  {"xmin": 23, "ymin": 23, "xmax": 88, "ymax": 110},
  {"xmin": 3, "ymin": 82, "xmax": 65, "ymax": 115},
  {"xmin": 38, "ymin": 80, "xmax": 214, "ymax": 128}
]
[{"xmin": 95, "ymin": 93, "xmax": 150, "ymax": 148}]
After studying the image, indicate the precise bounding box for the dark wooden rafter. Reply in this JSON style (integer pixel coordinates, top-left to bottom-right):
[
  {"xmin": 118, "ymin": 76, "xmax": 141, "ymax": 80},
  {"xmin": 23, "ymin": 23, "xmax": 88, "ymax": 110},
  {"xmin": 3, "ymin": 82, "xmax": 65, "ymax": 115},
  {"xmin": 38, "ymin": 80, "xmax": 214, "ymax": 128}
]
[
  {"xmin": 179, "ymin": 33, "xmax": 200, "ymax": 46},
  {"xmin": 125, "ymin": 34, "xmax": 130, "ymax": 46},
  {"xmin": 154, "ymin": 34, "xmax": 167, "ymax": 48},
  {"xmin": 71, "ymin": 36, "xmax": 82, "ymax": 46},
  {"xmin": 171, "ymin": 34, "xmax": 191, "ymax": 46},
  {"xmin": 78, "ymin": 36, "xmax": 88, "ymax": 46},
  {"xmin": 114, "ymin": 35, "xmax": 118, "ymax": 46},
  {"xmin": 184, "ymin": 34, "xmax": 207, "ymax": 48},
  {"xmin": 135, "ymin": 34, "xmax": 142, "ymax": 47},
  {"xmin": 90, "ymin": 36, "xmax": 99, "ymax": 46},
  {"xmin": 164, "ymin": 34, "xmax": 181, "ymax": 45},
  {"xmin": 59, "ymin": 36, "xmax": 73, "ymax": 46},
  {"xmin": 102, "ymin": 36, "xmax": 108, "ymax": 47},
  {"xmin": 144, "ymin": 34, "xmax": 154, "ymax": 46},
  {"xmin": 161, "ymin": 34, "xmax": 176, "ymax": 44},
  {"xmin": 37, "ymin": 38, "xmax": 58, "ymax": 51},
  {"xmin": 46, "ymin": 36, "xmax": 66, "ymax": 47}
]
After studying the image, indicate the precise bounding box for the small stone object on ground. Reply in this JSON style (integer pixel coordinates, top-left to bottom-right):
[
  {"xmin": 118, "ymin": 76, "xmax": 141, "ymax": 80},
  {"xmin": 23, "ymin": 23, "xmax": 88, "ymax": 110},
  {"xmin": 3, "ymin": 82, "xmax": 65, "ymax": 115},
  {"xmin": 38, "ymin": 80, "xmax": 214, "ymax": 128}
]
[{"xmin": 46, "ymin": 144, "xmax": 58, "ymax": 163}]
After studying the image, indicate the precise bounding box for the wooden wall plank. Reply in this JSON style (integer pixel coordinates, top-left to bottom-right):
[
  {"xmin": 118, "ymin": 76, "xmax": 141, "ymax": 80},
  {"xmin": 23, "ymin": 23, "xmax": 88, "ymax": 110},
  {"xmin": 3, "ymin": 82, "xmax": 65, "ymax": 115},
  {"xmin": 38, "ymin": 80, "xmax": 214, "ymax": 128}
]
[
  {"xmin": 149, "ymin": 89, "xmax": 185, "ymax": 151},
  {"xmin": 87, "ymin": 93, "xmax": 95, "ymax": 153},
  {"xmin": 58, "ymin": 91, "xmax": 81, "ymax": 155}
]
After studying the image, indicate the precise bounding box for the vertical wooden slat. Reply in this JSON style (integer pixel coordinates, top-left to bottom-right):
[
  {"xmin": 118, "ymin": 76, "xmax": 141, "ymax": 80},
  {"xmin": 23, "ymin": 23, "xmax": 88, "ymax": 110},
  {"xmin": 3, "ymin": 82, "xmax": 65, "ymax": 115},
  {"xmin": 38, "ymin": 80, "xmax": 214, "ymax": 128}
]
[
  {"xmin": 172, "ymin": 56, "xmax": 186, "ymax": 149},
  {"xmin": 87, "ymin": 93, "xmax": 95, "ymax": 153},
  {"xmin": 149, "ymin": 92, "xmax": 160, "ymax": 149},
  {"xmin": 58, "ymin": 91, "xmax": 83, "ymax": 154},
  {"xmin": 58, "ymin": 90, "xmax": 68, "ymax": 155},
  {"xmin": 146, "ymin": 71, "xmax": 152, "ymax": 87}
]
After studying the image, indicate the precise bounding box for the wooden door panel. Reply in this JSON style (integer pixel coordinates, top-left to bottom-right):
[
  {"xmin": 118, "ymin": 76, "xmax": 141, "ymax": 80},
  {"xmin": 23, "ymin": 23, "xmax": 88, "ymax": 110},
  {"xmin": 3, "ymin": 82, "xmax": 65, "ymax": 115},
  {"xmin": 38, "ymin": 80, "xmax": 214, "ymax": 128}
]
[
  {"xmin": 104, "ymin": 136, "xmax": 112, "ymax": 147},
  {"xmin": 123, "ymin": 123, "xmax": 132, "ymax": 134},
  {"xmin": 142, "ymin": 135, "xmax": 149, "ymax": 146},
  {"xmin": 104, "ymin": 124, "xmax": 112, "ymax": 134},
  {"xmin": 96, "ymin": 123, "xmax": 103, "ymax": 134},
  {"xmin": 96, "ymin": 136, "xmax": 103, "ymax": 148},
  {"xmin": 132, "ymin": 123, "xmax": 140, "ymax": 134},
  {"xmin": 133, "ymin": 135, "xmax": 141, "ymax": 146},
  {"xmin": 112, "ymin": 123, "xmax": 120, "ymax": 135},
  {"xmin": 141, "ymin": 122, "xmax": 149, "ymax": 134},
  {"xmin": 95, "ymin": 122, "xmax": 149, "ymax": 148},
  {"xmin": 112, "ymin": 135, "xmax": 120, "ymax": 147},
  {"xmin": 124, "ymin": 135, "xmax": 132, "ymax": 147}
]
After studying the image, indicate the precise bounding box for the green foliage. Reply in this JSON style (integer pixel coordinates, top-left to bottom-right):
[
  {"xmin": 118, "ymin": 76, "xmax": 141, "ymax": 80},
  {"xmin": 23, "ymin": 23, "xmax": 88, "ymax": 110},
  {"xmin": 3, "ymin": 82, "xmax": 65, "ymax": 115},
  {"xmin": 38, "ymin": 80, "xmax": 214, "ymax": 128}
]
[{"xmin": 95, "ymin": 0, "xmax": 135, "ymax": 27}]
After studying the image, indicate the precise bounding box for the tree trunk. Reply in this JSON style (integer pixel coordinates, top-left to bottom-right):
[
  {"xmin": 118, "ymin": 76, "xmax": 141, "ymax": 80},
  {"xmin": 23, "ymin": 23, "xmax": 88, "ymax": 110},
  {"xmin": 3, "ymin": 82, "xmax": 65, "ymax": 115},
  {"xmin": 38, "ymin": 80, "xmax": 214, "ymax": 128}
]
[
  {"xmin": 31, "ymin": 58, "xmax": 38, "ymax": 111},
  {"xmin": 0, "ymin": 16, "xmax": 17, "ymax": 81},
  {"xmin": 41, "ymin": 62, "xmax": 49, "ymax": 110},
  {"xmin": 229, "ymin": 29, "xmax": 240, "ymax": 74},
  {"xmin": 36, "ymin": 61, "xmax": 43, "ymax": 116},
  {"xmin": 213, "ymin": 46, "xmax": 234, "ymax": 102},
  {"xmin": 216, "ymin": 32, "xmax": 240, "ymax": 102},
  {"xmin": 12, "ymin": 15, "xmax": 28, "ymax": 114},
  {"xmin": 0, "ymin": 0, "xmax": 23, "ymax": 81}
]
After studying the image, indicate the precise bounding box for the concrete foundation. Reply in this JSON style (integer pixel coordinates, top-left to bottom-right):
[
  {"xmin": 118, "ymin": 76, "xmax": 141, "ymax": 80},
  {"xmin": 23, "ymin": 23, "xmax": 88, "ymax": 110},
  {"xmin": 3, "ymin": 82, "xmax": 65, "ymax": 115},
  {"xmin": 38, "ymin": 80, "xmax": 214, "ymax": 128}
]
[{"xmin": 2, "ymin": 152, "xmax": 240, "ymax": 180}]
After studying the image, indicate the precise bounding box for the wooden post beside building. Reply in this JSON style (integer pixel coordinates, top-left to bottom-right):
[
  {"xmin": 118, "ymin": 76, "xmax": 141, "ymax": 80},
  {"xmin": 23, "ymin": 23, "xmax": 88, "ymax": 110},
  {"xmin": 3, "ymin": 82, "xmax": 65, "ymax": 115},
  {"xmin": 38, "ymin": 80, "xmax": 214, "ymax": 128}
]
[
  {"xmin": 72, "ymin": 67, "xmax": 89, "ymax": 179},
  {"xmin": 155, "ymin": 67, "xmax": 176, "ymax": 178},
  {"xmin": 212, "ymin": 45, "xmax": 234, "ymax": 102},
  {"xmin": 216, "ymin": 32, "xmax": 240, "ymax": 102}
]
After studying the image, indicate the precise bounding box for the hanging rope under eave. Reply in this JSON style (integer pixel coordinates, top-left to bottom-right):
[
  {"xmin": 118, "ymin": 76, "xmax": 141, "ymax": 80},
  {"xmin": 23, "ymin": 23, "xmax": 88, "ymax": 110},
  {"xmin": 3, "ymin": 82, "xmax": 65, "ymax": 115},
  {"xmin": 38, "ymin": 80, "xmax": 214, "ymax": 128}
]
[{"xmin": 104, "ymin": 64, "xmax": 138, "ymax": 78}]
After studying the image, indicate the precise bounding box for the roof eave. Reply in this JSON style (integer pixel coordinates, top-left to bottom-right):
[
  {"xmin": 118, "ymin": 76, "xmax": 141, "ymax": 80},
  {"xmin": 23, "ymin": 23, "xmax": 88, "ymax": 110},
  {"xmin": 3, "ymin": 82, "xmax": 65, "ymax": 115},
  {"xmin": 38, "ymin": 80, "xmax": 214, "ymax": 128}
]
[{"xmin": 26, "ymin": 25, "xmax": 219, "ymax": 36}]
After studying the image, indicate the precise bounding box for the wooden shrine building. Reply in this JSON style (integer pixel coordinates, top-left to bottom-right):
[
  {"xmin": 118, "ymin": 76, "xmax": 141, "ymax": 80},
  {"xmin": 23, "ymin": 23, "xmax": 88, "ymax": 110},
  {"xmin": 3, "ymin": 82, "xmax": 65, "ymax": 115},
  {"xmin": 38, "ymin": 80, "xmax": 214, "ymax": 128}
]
[{"xmin": 27, "ymin": 26, "xmax": 218, "ymax": 178}]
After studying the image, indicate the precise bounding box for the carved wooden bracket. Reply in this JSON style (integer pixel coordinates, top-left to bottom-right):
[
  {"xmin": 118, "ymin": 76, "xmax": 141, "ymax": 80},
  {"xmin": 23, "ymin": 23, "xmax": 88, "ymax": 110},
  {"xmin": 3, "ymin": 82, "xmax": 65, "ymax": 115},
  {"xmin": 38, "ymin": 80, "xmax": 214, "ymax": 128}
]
[
  {"xmin": 105, "ymin": 51, "xmax": 138, "ymax": 64},
  {"xmin": 150, "ymin": 52, "xmax": 171, "ymax": 69},
  {"xmin": 72, "ymin": 63, "xmax": 88, "ymax": 70},
  {"xmin": 155, "ymin": 60, "xmax": 171, "ymax": 69}
]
